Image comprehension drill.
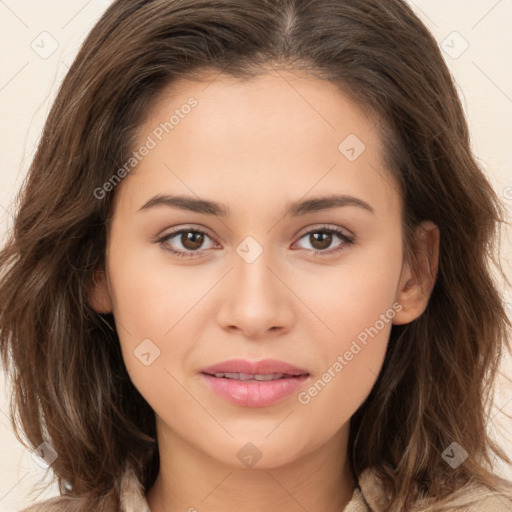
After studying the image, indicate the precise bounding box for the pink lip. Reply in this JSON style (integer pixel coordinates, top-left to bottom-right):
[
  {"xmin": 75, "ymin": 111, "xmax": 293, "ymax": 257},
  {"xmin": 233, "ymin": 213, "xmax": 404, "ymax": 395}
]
[
  {"xmin": 200, "ymin": 358, "xmax": 310, "ymax": 408},
  {"xmin": 201, "ymin": 358, "xmax": 309, "ymax": 376}
]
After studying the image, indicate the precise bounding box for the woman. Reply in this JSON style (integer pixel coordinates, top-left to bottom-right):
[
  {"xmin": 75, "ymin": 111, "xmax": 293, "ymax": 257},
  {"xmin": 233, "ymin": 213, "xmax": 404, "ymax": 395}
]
[{"xmin": 1, "ymin": 0, "xmax": 511, "ymax": 510}]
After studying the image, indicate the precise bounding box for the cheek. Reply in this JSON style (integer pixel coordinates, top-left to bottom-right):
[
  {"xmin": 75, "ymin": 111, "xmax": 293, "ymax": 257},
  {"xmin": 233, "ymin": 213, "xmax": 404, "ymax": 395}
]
[
  {"xmin": 296, "ymin": 304, "xmax": 392, "ymax": 438},
  {"xmin": 296, "ymin": 240, "xmax": 402, "ymax": 411},
  {"xmin": 105, "ymin": 240, "xmax": 216, "ymax": 403},
  {"xmin": 107, "ymin": 234, "xmax": 211, "ymax": 339},
  {"xmin": 307, "ymin": 233, "xmax": 402, "ymax": 344}
]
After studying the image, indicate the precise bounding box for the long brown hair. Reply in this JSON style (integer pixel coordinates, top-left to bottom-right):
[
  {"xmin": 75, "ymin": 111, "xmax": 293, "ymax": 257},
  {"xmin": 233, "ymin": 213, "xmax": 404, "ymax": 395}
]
[{"xmin": 1, "ymin": 0, "xmax": 511, "ymax": 510}]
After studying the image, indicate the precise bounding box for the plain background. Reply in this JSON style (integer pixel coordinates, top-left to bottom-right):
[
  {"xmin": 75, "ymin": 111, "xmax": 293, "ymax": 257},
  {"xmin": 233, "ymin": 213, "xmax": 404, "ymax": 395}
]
[{"xmin": 0, "ymin": 1, "xmax": 511, "ymax": 510}]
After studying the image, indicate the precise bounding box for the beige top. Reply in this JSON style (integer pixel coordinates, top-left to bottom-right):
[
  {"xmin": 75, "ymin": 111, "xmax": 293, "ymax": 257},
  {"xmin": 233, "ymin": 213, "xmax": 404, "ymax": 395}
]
[
  {"xmin": 118, "ymin": 467, "xmax": 512, "ymax": 512},
  {"xmin": 21, "ymin": 466, "xmax": 512, "ymax": 511}
]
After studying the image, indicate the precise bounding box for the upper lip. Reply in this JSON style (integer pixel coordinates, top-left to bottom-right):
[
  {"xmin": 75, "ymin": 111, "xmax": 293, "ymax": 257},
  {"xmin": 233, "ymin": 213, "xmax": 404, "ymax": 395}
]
[{"xmin": 201, "ymin": 358, "xmax": 309, "ymax": 376}]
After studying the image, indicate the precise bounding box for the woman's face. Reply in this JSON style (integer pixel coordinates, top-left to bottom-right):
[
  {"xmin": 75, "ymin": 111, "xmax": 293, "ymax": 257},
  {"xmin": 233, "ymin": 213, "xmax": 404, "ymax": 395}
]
[{"xmin": 91, "ymin": 71, "xmax": 436, "ymax": 469}]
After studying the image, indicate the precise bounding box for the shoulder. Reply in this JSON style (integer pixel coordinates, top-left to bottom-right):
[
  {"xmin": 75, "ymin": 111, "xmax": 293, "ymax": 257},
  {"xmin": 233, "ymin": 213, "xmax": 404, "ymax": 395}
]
[
  {"xmin": 441, "ymin": 487, "xmax": 512, "ymax": 512},
  {"xmin": 17, "ymin": 467, "xmax": 148, "ymax": 512},
  {"xmin": 18, "ymin": 496, "xmax": 79, "ymax": 512},
  {"xmin": 18, "ymin": 490, "xmax": 119, "ymax": 512},
  {"xmin": 432, "ymin": 480, "xmax": 512, "ymax": 511},
  {"xmin": 450, "ymin": 491, "xmax": 512, "ymax": 511},
  {"xmin": 357, "ymin": 467, "xmax": 512, "ymax": 512}
]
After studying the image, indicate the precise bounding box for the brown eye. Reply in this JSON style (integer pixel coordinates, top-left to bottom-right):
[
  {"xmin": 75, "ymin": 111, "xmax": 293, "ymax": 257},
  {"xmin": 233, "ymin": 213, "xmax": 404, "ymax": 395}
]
[
  {"xmin": 157, "ymin": 228, "xmax": 216, "ymax": 258},
  {"xmin": 308, "ymin": 231, "xmax": 333, "ymax": 251},
  {"xmin": 180, "ymin": 231, "xmax": 205, "ymax": 250},
  {"xmin": 295, "ymin": 226, "xmax": 355, "ymax": 255}
]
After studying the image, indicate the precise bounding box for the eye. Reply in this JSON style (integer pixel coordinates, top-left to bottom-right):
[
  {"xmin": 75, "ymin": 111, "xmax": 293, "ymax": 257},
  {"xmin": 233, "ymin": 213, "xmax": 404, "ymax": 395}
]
[
  {"xmin": 156, "ymin": 227, "xmax": 217, "ymax": 258},
  {"xmin": 156, "ymin": 224, "xmax": 355, "ymax": 259},
  {"xmin": 293, "ymin": 225, "xmax": 355, "ymax": 255}
]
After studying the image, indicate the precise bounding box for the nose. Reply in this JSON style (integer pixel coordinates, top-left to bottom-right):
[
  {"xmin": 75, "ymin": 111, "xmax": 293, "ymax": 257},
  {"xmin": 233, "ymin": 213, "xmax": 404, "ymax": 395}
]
[{"xmin": 215, "ymin": 247, "xmax": 295, "ymax": 340}]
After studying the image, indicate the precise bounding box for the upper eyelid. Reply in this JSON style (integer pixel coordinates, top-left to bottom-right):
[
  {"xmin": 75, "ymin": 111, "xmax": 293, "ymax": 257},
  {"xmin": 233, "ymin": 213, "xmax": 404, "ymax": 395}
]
[
  {"xmin": 295, "ymin": 224, "xmax": 353, "ymax": 239},
  {"xmin": 159, "ymin": 223, "xmax": 351, "ymax": 237},
  {"xmin": 158, "ymin": 225, "xmax": 217, "ymax": 243}
]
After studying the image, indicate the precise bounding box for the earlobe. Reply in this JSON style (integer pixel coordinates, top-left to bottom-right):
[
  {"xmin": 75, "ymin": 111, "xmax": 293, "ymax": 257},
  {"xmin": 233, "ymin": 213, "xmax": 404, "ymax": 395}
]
[
  {"xmin": 87, "ymin": 270, "xmax": 113, "ymax": 314},
  {"xmin": 393, "ymin": 221, "xmax": 440, "ymax": 326}
]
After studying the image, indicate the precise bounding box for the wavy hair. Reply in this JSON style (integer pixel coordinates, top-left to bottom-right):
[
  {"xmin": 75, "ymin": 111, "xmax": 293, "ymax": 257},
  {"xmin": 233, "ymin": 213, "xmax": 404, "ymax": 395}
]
[{"xmin": 1, "ymin": 0, "xmax": 511, "ymax": 510}]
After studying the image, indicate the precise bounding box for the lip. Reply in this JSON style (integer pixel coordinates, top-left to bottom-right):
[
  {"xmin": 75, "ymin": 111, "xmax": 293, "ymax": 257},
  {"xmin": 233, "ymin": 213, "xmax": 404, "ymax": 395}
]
[
  {"xmin": 201, "ymin": 358, "xmax": 309, "ymax": 376},
  {"xmin": 200, "ymin": 358, "xmax": 310, "ymax": 408}
]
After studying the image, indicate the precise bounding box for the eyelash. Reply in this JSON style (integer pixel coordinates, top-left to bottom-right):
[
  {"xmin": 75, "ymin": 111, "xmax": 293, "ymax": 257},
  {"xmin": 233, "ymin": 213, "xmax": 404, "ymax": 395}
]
[{"xmin": 156, "ymin": 225, "xmax": 355, "ymax": 259}]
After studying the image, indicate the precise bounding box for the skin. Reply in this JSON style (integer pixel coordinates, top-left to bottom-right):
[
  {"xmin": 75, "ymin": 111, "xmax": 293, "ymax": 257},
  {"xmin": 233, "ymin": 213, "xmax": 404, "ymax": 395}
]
[{"xmin": 89, "ymin": 70, "xmax": 439, "ymax": 512}]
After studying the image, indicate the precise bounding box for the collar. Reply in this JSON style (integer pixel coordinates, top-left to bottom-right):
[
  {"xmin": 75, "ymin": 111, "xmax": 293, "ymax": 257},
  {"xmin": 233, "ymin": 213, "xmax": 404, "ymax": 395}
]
[{"xmin": 118, "ymin": 465, "xmax": 512, "ymax": 512}]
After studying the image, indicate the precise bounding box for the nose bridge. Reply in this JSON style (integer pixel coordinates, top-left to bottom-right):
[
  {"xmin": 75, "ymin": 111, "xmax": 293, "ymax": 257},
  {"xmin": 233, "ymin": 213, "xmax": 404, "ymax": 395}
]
[
  {"xmin": 216, "ymin": 236, "xmax": 294, "ymax": 336},
  {"xmin": 236, "ymin": 244, "xmax": 276, "ymax": 299}
]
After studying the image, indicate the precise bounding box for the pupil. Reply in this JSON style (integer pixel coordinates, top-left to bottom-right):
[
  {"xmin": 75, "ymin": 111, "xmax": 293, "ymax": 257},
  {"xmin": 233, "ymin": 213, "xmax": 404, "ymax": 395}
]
[
  {"xmin": 182, "ymin": 231, "xmax": 204, "ymax": 250},
  {"xmin": 311, "ymin": 232, "xmax": 331, "ymax": 250}
]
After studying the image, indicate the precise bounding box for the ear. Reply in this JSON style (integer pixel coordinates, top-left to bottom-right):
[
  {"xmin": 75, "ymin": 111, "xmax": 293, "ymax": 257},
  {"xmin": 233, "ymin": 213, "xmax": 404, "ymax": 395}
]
[
  {"xmin": 87, "ymin": 269, "xmax": 113, "ymax": 314},
  {"xmin": 393, "ymin": 220, "xmax": 440, "ymax": 325}
]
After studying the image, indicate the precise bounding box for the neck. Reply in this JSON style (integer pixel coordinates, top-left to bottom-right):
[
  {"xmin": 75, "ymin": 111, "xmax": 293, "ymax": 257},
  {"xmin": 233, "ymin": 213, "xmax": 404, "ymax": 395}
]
[{"xmin": 146, "ymin": 420, "xmax": 356, "ymax": 512}]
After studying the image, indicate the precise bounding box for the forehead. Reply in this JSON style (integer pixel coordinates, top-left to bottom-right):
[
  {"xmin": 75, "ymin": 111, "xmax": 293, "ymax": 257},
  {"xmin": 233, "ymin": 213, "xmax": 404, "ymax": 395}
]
[
  {"xmin": 115, "ymin": 70, "xmax": 401, "ymax": 219},
  {"xmin": 143, "ymin": 70, "xmax": 378, "ymax": 149}
]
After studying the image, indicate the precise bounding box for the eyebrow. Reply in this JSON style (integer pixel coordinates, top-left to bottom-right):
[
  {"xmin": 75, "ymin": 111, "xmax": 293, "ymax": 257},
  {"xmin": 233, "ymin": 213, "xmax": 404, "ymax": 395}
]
[{"xmin": 137, "ymin": 193, "xmax": 375, "ymax": 217}]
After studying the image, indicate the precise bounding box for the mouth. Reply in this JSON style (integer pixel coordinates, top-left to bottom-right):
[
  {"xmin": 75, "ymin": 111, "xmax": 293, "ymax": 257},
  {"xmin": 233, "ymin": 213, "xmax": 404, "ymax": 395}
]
[
  {"xmin": 200, "ymin": 358, "xmax": 309, "ymax": 377},
  {"xmin": 199, "ymin": 359, "xmax": 310, "ymax": 407},
  {"xmin": 202, "ymin": 372, "xmax": 308, "ymax": 381}
]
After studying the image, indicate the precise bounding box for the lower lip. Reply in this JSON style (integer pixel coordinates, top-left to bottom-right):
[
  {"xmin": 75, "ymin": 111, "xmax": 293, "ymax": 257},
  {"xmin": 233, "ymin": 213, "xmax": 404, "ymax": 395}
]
[{"xmin": 200, "ymin": 373, "xmax": 310, "ymax": 407}]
